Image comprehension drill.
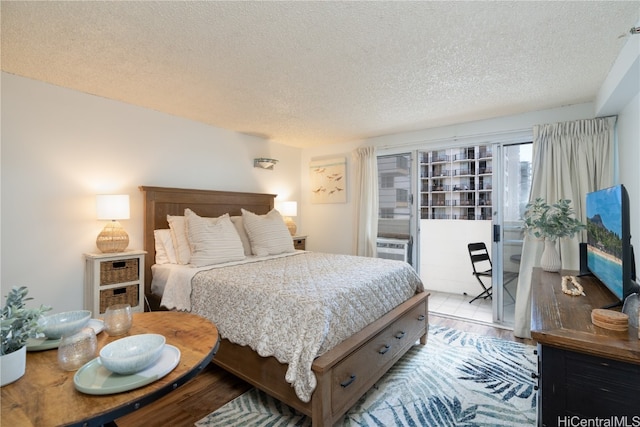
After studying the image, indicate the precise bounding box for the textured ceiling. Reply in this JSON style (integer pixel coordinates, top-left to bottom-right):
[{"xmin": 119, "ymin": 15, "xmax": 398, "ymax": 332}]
[{"xmin": 2, "ymin": 1, "xmax": 639, "ymax": 148}]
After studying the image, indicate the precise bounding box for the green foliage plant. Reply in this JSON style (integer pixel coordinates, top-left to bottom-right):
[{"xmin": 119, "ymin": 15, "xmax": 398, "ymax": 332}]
[
  {"xmin": 1, "ymin": 286, "xmax": 51, "ymax": 355},
  {"xmin": 523, "ymin": 198, "xmax": 586, "ymax": 241}
]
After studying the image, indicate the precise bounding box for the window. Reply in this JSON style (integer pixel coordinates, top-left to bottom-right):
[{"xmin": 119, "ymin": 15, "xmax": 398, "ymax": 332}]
[
  {"xmin": 419, "ymin": 145, "xmax": 493, "ymax": 220},
  {"xmin": 380, "ymin": 175, "xmax": 395, "ymax": 188},
  {"xmin": 377, "ymin": 154, "xmax": 412, "ymax": 237}
]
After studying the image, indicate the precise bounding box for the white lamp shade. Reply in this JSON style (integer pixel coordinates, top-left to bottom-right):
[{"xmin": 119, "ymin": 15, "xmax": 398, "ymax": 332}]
[
  {"xmin": 278, "ymin": 201, "xmax": 297, "ymax": 217},
  {"xmin": 96, "ymin": 195, "xmax": 130, "ymax": 220}
]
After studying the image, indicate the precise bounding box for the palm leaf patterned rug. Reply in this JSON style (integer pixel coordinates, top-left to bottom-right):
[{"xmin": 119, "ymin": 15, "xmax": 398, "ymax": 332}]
[{"xmin": 196, "ymin": 325, "xmax": 537, "ymax": 427}]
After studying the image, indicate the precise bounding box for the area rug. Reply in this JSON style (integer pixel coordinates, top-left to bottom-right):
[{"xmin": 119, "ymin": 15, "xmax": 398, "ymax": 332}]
[{"xmin": 196, "ymin": 325, "xmax": 537, "ymax": 427}]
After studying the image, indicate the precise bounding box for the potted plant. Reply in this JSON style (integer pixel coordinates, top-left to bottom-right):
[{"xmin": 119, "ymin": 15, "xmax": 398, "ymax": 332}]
[
  {"xmin": 523, "ymin": 198, "xmax": 586, "ymax": 272},
  {"xmin": 1, "ymin": 286, "xmax": 51, "ymax": 386}
]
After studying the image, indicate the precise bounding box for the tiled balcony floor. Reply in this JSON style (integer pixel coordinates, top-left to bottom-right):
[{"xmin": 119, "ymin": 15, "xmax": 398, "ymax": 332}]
[{"xmin": 426, "ymin": 277, "xmax": 517, "ymax": 329}]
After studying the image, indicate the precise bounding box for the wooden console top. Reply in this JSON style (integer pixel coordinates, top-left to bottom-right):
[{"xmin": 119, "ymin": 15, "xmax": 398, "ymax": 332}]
[{"xmin": 530, "ymin": 267, "xmax": 640, "ymax": 365}]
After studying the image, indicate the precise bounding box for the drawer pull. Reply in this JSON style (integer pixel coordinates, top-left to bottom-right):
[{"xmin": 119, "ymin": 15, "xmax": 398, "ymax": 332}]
[
  {"xmin": 395, "ymin": 331, "xmax": 406, "ymax": 340},
  {"xmin": 378, "ymin": 344, "xmax": 390, "ymax": 355},
  {"xmin": 340, "ymin": 374, "xmax": 356, "ymax": 388},
  {"xmin": 417, "ymin": 314, "xmax": 425, "ymax": 321}
]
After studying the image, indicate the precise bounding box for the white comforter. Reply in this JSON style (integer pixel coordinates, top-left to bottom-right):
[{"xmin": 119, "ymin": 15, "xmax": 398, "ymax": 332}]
[
  {"xmin": 153, "ymin": 252, "xmax": 298, "ymax": 312},
  {"xmin": 191, "ymin": 252, "xmax": 423, "ymax": 402}
]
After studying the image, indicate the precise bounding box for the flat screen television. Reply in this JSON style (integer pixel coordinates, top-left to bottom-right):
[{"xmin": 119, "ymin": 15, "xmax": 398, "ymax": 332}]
[{"xmin": 585, "ymin": 184, "xmax": 637, "ymax": 307}]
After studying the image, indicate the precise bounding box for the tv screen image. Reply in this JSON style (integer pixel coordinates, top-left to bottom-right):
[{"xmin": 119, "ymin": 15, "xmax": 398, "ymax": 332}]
[{"xmin": 585, "ymin": 184, "xmax": 635, "ymax": 302}]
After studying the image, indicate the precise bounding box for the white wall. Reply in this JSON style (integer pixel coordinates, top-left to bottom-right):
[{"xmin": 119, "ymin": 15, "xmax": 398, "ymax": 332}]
[
  {"xmin": 596, "ymin": 23, "xmax": 640, "ymax": 279},
  {"xmin": 1, "ymin": 73, "xmax": 302, "ymax": 313},
  {"xmin": 300, "ymin": 140, "xmax": 364, "ymax": 254},
  {"xmin": 420, "ymin": 220, "xmax": 492, "ymax": 295},
  {"xmin": 617, "ymin": 93, "xmax": 640, "ymax": 278}
]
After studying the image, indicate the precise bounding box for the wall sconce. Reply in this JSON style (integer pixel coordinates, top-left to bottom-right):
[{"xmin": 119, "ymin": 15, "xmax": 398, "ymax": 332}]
[
  {"xmin": 96, "ymin": 194, "xmax": 130, "ymax": 253},
  {"xmin": 277, "ymin": 201, "xmax": 298, "ymax": 236},
  {"xmin": 254, "ymin": 158, "xmax": 278, "ymax": 170}
]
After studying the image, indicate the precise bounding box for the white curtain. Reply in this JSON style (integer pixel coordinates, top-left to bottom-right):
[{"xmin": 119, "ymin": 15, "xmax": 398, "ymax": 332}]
[
  {"xmin": 513, "ymin": 117, "xmax": 616, "ymax": 338},
  {"xmin": 353, "ymin": 146, "xmax": 378, "ymax": 257}
]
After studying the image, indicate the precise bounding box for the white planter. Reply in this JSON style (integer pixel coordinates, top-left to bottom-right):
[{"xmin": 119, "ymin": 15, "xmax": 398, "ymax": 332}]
[
  {"xmin": 541, "ymin": 239, "xmax": 562, "ymax": 272},
  {"xmin": 1, "ymin": 345, "xmax": 26, "ymax": 387}
]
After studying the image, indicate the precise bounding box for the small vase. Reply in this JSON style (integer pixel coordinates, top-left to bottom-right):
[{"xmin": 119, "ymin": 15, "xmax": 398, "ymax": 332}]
[
  {"xmin": 541, "ymin": 239, "xmax": 562, "ymax": 272},
  {"xmin": 1, "ymin": 345, "xmax": 26, "ymax": 387}
]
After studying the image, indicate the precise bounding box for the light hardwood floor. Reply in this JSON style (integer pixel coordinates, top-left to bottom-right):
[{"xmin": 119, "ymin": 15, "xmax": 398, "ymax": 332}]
[{"xmin": 116, "ymin": 314, "xmax": 535, "ymax": 426}]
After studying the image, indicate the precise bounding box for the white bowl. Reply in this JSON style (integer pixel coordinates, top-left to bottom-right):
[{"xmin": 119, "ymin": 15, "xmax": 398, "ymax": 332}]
[
  {"xmin": 99, "ymin": 334, "xmax": 166, "ymax": 375},
  {"xmin": 41, "ymin": 310, "xmax": 92, "ymax": 339}
]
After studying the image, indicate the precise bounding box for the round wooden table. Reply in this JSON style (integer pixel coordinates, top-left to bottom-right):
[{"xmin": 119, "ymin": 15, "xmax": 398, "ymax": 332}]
[{"xmin": 1, "ymin": 311, "xmax": 219, "ymax": 427}]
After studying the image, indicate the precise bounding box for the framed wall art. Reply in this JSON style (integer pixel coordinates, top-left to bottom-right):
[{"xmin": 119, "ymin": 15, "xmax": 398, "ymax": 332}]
[{"xmin": 309, "ymin": 157, "xmax": 346, "ymax": 204}]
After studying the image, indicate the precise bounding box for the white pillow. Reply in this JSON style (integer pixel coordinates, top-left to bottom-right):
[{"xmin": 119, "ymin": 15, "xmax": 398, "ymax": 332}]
[
  {"xmin": 185, "ymin": 209, "xmax": 245, "ymax": 267},
  {"xmin": 241, "ymin": 208, "xmax": 295, "ymax": 257},
  {"xmin": 230, "ymin": 216, "xmax": 253, "ymax": 256},
  {"xmin": 154, "ymin": 229, "xmax": 177, "ymax": 264},
  {"xmin": 167, "ymin": 215, "xmax": 191, "ymax": 265}
]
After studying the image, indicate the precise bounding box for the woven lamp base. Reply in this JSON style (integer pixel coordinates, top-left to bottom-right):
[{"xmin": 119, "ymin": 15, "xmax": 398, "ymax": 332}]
[
  {"xmin": 284, "ymin": 217, "xmax": 297, "ymax": 236},
  {"xmin": 96, "ymin": 221, "xmax": 129, "ymax": 253}
]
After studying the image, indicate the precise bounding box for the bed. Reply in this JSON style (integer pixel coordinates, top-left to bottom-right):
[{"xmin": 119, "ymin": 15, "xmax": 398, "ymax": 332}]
[{"xmin": 140, "ymin": 186, "xmax": 429, "ymax": 427}]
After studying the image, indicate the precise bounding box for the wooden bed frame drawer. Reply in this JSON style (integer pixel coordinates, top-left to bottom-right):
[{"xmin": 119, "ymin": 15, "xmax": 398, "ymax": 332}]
[
  {"xmin": 330, "ymin": 331, "xmax": 397, "ymax": 411},
  {"xmin": 390, "ymin": 302, "xmax": 429, "ymax": 351},
  {"xmin": 330, "ymin": 298, "xmax": 428, "ymax": 416}
]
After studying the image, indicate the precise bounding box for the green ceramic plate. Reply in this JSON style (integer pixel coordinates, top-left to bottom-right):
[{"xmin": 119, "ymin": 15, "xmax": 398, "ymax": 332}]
[
  {"xmin": 26, "ymin": 336, "xmax": 61, "ymax": 351},
  {"xmin": 73, "ymin": 345, "xmax": 180, "ymax": 395},
  {"xmin": 27, "ymin": 319, "xmax": 105, "ymax": 351}
]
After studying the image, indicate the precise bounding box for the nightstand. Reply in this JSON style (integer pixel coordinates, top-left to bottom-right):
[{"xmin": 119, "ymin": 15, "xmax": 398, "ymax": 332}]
[
  {"xmin": 84, "ymin": 250, "xmax": 146, "ymax": 317},
  {"xmin": 293, "ymin": 235, "xmax": 307, "ymax": 250}
]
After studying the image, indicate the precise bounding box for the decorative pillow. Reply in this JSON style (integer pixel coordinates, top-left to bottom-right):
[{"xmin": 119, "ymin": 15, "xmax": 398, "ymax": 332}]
[
  {"xmin": 167, "ymin": 215, "xmax": 191, "ymax": 265},
  {"xmin": 185, "ymin": 209, "xmax": 245, "ymax": 267},
  {"xmin": 241, "ymin": 208, "xmax": 295, "ymax": 257},
  {"xmin": 154, "ymin": 229, "xmax": 177, "ymax": 264},
  {"xmin": 230, "ymin": 216, "xmax": 252, "ymax": 256}
]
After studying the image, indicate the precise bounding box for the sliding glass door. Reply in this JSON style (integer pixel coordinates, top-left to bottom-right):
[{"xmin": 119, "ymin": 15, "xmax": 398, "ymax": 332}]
[
  {"xmin": 377, "ymin": 153, "xmax": 416, "ymax": 266},
  {"xmin": 492, "ymin": 142, "xmax": 532, "ymax": 325},
  {"xmin": 376, "ymin": 141, "xmax": 531, "ymax": 328}
]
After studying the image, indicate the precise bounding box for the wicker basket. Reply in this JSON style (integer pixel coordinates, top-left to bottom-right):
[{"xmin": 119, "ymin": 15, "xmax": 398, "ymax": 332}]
[
  {"xmin": 99, "ymin": 284, "xmax": 139, "ymax": 314},
  {"xmin": 100, "ymin": 258, "xmax": 139, "ymax": 286}
]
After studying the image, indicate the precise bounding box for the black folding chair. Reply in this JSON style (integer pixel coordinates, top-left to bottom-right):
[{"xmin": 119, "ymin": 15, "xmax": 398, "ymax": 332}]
[{"xmin": 467, "ymin": 242, "xmax": 493, "ymax": 304}]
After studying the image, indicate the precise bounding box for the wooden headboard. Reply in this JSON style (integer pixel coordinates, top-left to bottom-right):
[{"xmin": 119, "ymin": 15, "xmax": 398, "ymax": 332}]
[{"xmin": 139, "ymin": 186, "xmax": 276, "ymax": 310}]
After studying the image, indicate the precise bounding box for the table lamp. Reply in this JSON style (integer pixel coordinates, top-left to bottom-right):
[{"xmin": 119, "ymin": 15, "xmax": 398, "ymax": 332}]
[
  {"xmin": 278, "ymin": 201, "xmax": 297, "ymax": 236},
  {"xmin": 96, "ymin": 194, "xmax": 130, "ymax": 253}
]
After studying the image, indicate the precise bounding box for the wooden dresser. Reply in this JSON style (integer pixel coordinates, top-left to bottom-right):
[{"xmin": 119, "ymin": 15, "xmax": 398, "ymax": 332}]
[{"xmin": 530, "ymin": 268, "xmax": 640, "ymax": 426}]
